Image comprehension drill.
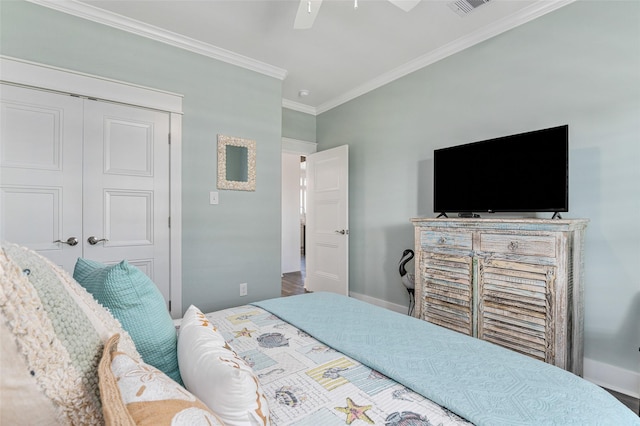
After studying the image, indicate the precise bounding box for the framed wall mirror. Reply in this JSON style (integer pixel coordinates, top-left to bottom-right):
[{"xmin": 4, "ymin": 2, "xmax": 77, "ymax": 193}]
[{"xmin": 217, "ymin": 134, "xmax": 256, "ymax": 191}]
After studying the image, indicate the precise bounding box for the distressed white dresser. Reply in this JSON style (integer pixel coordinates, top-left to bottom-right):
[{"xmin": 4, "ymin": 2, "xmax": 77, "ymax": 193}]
[{"xmin": 411, "ymin": 218, "xmax": 588, "ymax": 375}]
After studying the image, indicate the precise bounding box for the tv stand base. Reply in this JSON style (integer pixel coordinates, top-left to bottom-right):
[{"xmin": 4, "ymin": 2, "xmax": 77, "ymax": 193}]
[{"xmin": 458, "ymin": 212, "xmax": 481, "ymax": 218}]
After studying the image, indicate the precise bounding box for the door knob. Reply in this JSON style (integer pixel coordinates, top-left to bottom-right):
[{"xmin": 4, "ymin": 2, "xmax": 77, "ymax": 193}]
[
  {"xmin": 54, "ymin": 237, "xmax": 79, "ymax": 246},
  {"xmin": 335, "ymin": 229, "xmax": 348, "ymax": 235},
  {"xmin": 87, "ymin": 236, "xmax": 109, "ymax": 245}
]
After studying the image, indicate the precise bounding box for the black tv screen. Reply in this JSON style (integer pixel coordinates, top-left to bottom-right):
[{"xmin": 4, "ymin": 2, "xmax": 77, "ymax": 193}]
[{"xmin": 433, "ymin": 125, "xmax": 568, "ymax": 215}]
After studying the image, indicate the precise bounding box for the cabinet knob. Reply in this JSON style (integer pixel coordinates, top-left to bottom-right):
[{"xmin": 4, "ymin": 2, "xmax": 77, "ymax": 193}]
[
  {"xmin": 508, "ymin": 241, "xmax": 519, "ymax": 251},
  {"xmin": 438, "ymin": 237, "xmax": 446, "ymax": 244}
]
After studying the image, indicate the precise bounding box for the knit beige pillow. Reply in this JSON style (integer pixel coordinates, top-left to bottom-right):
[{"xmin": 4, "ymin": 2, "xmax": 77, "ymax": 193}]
[{"xmin": 0, "ymin": 243, "xmax": 140, "ymax": 425}]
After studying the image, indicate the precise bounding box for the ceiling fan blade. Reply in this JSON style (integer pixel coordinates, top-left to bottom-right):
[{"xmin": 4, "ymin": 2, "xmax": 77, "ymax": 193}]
[
  {"xmin": 388, "ymin": 0, "xmax": 421, "ymax": 12},
  {"xmin": 294, "ymin": 0, "xmax": 323, "ymax": 29}
]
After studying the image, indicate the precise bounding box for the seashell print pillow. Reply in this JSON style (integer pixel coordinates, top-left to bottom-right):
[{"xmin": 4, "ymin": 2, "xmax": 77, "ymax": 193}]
[
  {"xmin": 99, "ymin": 334, "xmax": 222, "ymax": 426},
  {"xmin": 177, "ymin": 305, "xmax": 270, "ymax": 426}
]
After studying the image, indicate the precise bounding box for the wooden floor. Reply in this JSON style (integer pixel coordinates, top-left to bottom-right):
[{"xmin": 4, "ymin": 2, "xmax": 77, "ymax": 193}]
[
  {"xmin": 281, "ymin": 270, "xmax": 306, "ymax": 297},
  {"xmin": 605, "ymin": 388, "xmax": 639, "ymax": 415},
  {"xmin": 280, "ymin": 260, "xmax": 638, "ymax": 417},
  {"xmin": 282, "ymin": 256, "xmax": 307, "ymax": 297}
]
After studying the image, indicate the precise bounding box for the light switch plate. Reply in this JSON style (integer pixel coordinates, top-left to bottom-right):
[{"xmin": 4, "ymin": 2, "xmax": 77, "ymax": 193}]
[{"xmin": 210, "ymin": 191, "xmax": 219, "ymax": 205}]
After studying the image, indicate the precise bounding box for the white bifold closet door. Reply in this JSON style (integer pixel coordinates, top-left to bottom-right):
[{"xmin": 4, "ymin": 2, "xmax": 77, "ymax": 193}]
[{"xmin": 0, "ymin": 84, "xmax": 171, "ymax": 306}]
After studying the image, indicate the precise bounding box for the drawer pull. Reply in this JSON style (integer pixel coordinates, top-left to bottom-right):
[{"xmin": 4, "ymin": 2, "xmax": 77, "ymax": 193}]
[
  {"xmin": 508, "ymin": 241, "xmax": 519, "ymax": 251},
  {"xmin": 438, "ymin": 237, "xmax": 447, "ymax": 244}
]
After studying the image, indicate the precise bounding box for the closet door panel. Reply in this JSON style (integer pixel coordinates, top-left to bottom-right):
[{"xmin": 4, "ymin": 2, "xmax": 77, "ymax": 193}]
[
  {"xmin": 82, "ymin": 100, "xmax": 171, "ymax": 303},
  {"xmin": 0, "ymin": 84, "xmax": 83, "ymax": 269}
]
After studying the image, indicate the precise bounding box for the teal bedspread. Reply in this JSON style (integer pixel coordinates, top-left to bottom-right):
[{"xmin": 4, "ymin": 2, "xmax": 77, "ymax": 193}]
[{"xmin": 253, "ymin": 292, "xmax": 639, "ymax": 426}]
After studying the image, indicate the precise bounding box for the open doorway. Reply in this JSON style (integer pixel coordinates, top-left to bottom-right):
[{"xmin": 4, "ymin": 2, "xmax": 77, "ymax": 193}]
[{"xmin": 281, "ymin": 154, "xmax": 307, "ymax": 296}]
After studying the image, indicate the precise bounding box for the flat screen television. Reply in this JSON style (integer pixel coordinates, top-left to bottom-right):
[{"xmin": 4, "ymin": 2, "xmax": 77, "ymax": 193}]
[{"xmin": 433, "ymin": 125, "xmax": 568, "ymax": 217}]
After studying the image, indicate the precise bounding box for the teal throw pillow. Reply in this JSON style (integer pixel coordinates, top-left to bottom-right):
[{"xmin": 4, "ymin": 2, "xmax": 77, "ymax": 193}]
[{"xmin": 73, "ymin": 258, "xmax": 182, "ymax": 385}]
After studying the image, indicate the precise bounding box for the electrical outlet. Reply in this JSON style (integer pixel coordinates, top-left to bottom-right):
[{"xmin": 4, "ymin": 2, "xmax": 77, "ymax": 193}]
[{"xmin": 239, "ymin": 282, "xmax": 248, "ymax": 296}]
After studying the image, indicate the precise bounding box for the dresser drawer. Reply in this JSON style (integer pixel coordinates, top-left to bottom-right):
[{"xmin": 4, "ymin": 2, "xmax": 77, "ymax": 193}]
[
  {"xmin": 480, "ymin": 233, "xmax": 556, "ymax": 257},
  {"xmin": 421, "ymin": 230, "xmax": 472, "ymax": 251}
]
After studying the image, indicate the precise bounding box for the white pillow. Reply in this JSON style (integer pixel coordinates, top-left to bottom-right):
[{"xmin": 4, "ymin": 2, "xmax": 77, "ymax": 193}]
[{"xmin": 177, "ymin": 305, "xmax": 270, "ymax": 426}]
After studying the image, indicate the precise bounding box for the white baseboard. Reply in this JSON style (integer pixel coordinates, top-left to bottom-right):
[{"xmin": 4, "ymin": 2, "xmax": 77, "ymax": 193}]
[
  {"xmin": 348, "ymin": 292, "xmax": 639, "ymax": 399},
  {"xmin": 584, "ymin": 358, "xmax": 639, "ymax": 398},
  {"xmin": 349, "ymin": 291, "xmax": 408, "ymax": 315}
]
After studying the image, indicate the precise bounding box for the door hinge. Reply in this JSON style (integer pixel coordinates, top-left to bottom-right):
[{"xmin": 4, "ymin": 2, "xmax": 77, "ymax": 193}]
[
  {"xmin": 168, "ymin": 216, "xmax": 171, "ymax": 228},
  {"xmin": 168, "ymin": 300, "xmax": 172, "ymax": 312},
  {"xmin": 168, "ymin": 133, "xmax": 171, "ymax": 144}
]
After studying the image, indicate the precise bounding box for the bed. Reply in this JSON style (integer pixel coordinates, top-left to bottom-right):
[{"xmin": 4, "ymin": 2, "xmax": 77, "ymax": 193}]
[
  {"xmin": 2, "ymin": 240, "xmax": 636, "ymax": 425},
  {"xmin": 179, "ymin": 292, "xmax": 638, "ymax": 426}
]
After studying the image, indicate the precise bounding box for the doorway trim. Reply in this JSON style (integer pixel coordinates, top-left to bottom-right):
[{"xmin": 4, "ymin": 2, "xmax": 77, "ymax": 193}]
[
  {"xmin": 282, "ymin": 137, "xmax": 317, "ymax": 156},
  {"xmin": 0, "ymin": 56, "xmax": 184, "ymax": 318}
]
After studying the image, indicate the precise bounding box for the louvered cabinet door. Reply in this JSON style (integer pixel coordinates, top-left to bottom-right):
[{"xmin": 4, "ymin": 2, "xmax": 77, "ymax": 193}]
[
  {"xmin": 421, "ymin": 252, "xmax": 474, "ymax": 336},
  {"xmin": 478, "ymin": 258, "xmax": 555, "ymax": 363}
]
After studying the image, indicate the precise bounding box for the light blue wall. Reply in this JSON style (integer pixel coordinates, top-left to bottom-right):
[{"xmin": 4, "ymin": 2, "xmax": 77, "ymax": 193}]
[
  {"xmin": 3, "ymin": 0, "xmax": 637, "ymax": 374},
  {"xmin": 317, "ymin": 1, "xmax": 640, "ymax": 371},
  {"xmin": 0, "ymin": 0, "xmax": 283, "ymax": 313},
  {"xmin": 282, "ymin": 107, "xmax": 316, "ymax": 142}
]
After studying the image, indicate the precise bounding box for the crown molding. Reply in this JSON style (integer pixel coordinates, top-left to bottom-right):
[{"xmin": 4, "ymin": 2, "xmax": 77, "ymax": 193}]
[
  {"xmin": 315, "ymin": 0, "xmax": 576, "ymax": 114},
  {"xmin": 282, "ymin": 99, "xmax": 318, "ymax": 115},
  {"xmin": 25, "ymin": 0, "xmax": 574, "ymax": 115},
  {"xmin": 25, "ymin": 0, "xmax": 288, "ymax": 81}
]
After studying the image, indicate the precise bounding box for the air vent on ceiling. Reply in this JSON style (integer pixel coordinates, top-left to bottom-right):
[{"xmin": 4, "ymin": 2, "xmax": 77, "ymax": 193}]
[{"xmin": 448, "ymin": 0, "xmax": 491, "ymax": 17}]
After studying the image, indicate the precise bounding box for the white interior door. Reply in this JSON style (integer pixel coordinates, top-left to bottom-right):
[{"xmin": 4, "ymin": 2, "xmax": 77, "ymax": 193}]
[
  {"xmin": 0, "ymin": 84, "xmax": 83, "ymax": 270},
  {"xmin": 83, "ymin": 100, "xmax": 171, "ymax": 302},
  {"xmin": 0, "ymin": 84, "xmax": 171, "ymax": 305},
  {"xmin": 305, "ymin": 145, "xmax": 349, "ymax": 295}
]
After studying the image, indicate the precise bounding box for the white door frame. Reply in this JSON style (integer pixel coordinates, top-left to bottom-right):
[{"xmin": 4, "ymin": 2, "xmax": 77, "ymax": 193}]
[
  {"xmin": 282, "ymin": 138, "xmax": 317, "ymax": 157},
  {"xmin": 0, "ymin": 56, "xmax": 184, "ymax": 318}
]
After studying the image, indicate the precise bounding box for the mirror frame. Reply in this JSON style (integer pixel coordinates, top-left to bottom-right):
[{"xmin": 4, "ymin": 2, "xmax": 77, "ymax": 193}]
[{"xmin": 217, "ymin": 134, "xmax": 256, "ymax": 191}]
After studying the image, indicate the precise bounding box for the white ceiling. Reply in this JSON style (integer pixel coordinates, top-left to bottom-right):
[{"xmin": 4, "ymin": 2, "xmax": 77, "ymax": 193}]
[{"xmin": 32, "ymin": 0, "xmax": 574, "ymax": 114}]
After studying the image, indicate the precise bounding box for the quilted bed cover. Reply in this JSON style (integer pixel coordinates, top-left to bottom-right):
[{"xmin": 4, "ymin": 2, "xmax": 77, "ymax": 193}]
[
  {"xmin": 200, "ymin": 299, "xmax": 471, "ymax": 425},
  {"xmin": 253, "ymin": 292, "xmax": 639, "ymax": 426}
]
